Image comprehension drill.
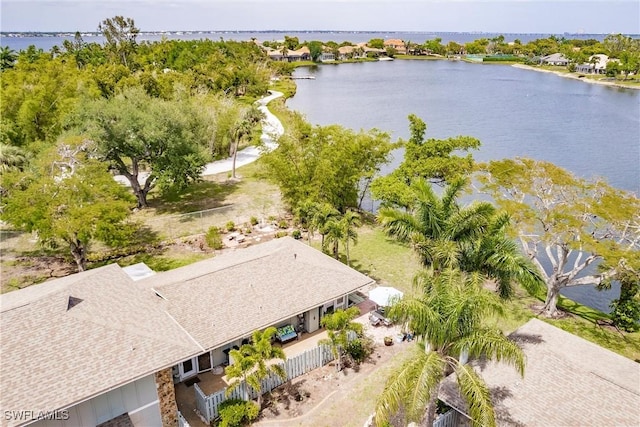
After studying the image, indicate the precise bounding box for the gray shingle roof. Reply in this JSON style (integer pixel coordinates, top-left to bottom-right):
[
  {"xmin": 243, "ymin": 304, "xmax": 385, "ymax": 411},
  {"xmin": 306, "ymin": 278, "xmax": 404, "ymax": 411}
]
[
  {"xmin": 139, "ymin": 237, "xmax": 375, "ymax": 350},
  {"xmin": 0, "ymin": 264, "xmax": 203, "ymax": 426},
  {"xmin": 0, "ymin": 237, "xmax": 374, "ymax": 424},
  {"xmin": 439, "ymin": 318, "xmax": 640, "ymax": 426}
]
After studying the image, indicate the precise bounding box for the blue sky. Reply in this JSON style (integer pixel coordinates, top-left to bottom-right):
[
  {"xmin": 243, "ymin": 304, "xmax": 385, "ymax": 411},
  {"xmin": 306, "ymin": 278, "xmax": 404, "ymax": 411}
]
[{"xmin": 1, "ymin": 0, "xmax": 638, "ymax": 34}]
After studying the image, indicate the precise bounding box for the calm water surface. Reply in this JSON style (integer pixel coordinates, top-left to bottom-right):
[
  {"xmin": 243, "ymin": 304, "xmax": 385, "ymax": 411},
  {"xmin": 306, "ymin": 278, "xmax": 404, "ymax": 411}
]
[{"xmin": 287, "ymin": 60, "xmax": 640, "ymax": 311}]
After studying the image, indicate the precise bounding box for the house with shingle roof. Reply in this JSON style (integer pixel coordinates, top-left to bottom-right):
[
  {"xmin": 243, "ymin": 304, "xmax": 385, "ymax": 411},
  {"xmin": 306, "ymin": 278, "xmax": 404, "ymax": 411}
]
[
  {"xmin": 438, "ymin": 318, "xmax": 640, "ymax": 426},
  {"xmin": 0, "ymin": 237, "xmax": 374, "ymax": 427},
  {"xmin": 541, "ymin": 52, "xmax": 569, "ymax": 66}
]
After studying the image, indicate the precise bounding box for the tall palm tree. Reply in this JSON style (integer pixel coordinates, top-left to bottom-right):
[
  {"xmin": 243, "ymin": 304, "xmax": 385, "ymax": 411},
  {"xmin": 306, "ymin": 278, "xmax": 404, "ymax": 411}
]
[
  {"xmin": 312, "ymin": 203, "xmax": 340, "ymax": 250},
  {"xmin": 341, "ymin": 210, "xmax": 361, "ymax": 266},
  {"xmin": 322, "ymin": 217, "xmax": 344, "ymax": 259},
  {"xmin": 378, "ymin": 178, "xmax": 542, "ymax": 297},
  {"xmin": 375, "ymin": 269, "xmax": 525, "ymax": 427},
  {"xmin": 225, "ymin": 327, "xmax": 287, "ymax": 408},
  {"xmin": 318, "ymin": 307, "xmax": 363, "ymax": 371}
]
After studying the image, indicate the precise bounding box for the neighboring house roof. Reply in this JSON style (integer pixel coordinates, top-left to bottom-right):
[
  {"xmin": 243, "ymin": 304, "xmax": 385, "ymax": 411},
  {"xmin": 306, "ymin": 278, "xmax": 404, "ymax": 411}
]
[
  {"xmin": 0, "ymin": 264, "xmax": 202, "ymax": 426},
  {"xmin": 0, "ymin": 237, "xmax": 373, "ymax": 425},
  {"xmin": 384, "ymin": 38, "xmax": 404, "ymax": 47},
  {"xmin": 541, "ymin": 53, "xmax": 569, "ymax": 63},
  {"xmin": 439, "ymin": 318, "xmax": 640, "ymax": 426},
  {"xmin": 138, "ymin": 237, "xmax": 375, "ymax": 351}
]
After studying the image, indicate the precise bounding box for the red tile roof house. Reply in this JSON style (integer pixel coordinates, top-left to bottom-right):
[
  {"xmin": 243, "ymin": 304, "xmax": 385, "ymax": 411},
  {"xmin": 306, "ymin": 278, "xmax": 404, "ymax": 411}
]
[
  {"xmin": 438, "ymin": 318, "xmax": 640, "ymax": 426},
  {"xmin": 0, "ymin": 237, "xmax": 374, "ymax": 427}
]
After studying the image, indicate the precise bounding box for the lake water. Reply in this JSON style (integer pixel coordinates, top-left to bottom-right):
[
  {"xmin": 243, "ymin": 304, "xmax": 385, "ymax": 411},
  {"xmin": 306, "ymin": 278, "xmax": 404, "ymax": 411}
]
[
  {"xmin": 287, "ymin": 60, "xmax": 640, "ymax": 312},
  {"xmin": 0, "ymin": 31, "xmax": 610, "ymax": 52}
]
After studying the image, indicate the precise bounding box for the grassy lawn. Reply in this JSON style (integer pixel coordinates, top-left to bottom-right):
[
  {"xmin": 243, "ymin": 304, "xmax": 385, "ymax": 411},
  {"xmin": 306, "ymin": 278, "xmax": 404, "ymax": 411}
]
[{"xmin": 317, "ymin": 224, "xmax": 640, "ymax": 361}]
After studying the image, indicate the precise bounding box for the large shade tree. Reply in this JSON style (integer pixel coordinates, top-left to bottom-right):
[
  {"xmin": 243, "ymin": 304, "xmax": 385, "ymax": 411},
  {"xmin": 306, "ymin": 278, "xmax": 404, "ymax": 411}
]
[
  {"xmin": 76, "ymin": 88, "xmax": 211, "ymax": 208},
  {"xmin": 478, "ymin": 158, "xmax": 640, "ymax": 317},
  {"xmin": 378, "ymin": 178, "xmax": 543, "ymax": 298},
  {"xmin": 0, "ymin": 138, "xmax": 135, "ymax": 271},
  {"xmin": 261, "ymin": 113, "xmax": 397, "ymax": 213},
  {"xmin": 375, "ymin": 269, "xmax": 525, "ymax": 427}
]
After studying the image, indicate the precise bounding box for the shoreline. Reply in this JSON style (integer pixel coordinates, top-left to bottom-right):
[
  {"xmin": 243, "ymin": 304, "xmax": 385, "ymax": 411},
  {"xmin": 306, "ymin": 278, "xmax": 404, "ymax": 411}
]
[{"xmin": 511, "ymin": 63, "xmax": 640, "ymax": 90}]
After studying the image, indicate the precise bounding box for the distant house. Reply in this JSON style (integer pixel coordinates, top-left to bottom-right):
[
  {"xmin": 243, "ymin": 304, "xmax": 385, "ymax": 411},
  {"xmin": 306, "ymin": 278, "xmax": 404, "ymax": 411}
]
[
  {"xmin": 283, "ymin": 46, "xmax": 311, "ymax": 62},
  {"xmin": 541, "ymin": 52, "xmax": 569, "ymax": 66},
  {"xmin": 0, "ymin": 237, "xmax": 374, "ymax": 427},
  {"xmin": 576, "ymin": 54, "xmax": 616, "ymax": 74},
  {"xmin": 319, "ymin": 51, "xmax": 335, "ymax": 62},
  {"xmin": 383, "ymin": 38, "xmax": 406, "ymax": 54},
  {"xmin": 438, "ymin": 318, "xmax": 640, "ymax": 426}
]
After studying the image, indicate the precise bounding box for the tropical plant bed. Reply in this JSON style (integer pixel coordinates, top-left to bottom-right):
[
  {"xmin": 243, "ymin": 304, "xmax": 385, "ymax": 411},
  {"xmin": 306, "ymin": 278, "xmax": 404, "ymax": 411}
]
[{"xmin": 256, "ymin": 340, "xmax": 412, "ymax": 426}]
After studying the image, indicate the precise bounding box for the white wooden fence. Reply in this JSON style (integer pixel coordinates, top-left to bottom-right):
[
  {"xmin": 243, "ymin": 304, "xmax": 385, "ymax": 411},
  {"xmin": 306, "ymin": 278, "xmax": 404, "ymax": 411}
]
[
  {"xmin": 432, "ymin": 409, "xmax": 461, "ymax": 427},
  {"xmin": 177, "ymin": 410, "xmax": 190, "ymax": 427},
  {"xmin": 195, "ymin": 343, "xmax": 335, "ymax": 422}
]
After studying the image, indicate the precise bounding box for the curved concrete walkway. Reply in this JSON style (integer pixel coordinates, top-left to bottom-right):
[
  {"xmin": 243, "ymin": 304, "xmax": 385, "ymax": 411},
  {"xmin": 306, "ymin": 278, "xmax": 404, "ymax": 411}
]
[
  {"xmin": 201, "ymin": 90, "xmax": 284, "ymax": 176},
  {"xmin": 115, "ymin": 90, "xmax": 284, "ymax": 185}
]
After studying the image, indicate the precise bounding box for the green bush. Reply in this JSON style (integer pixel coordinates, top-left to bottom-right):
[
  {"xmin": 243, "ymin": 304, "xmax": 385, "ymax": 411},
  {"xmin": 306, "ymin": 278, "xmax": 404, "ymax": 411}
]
[
  {"xmin": 278, "ymin": 220, "xmax": 288, "ymax": 229},
  {"xmin": 345, "ymin": 336, "xmax": 375, "ymax": 364},
  {"xmin": 292, "ymin": 229, "xmax": 302, "ymax": 239},
  {"xmin": 275, "ymin": 231, "xmax": 288, "ymax": 238},
  {"xmin": 205, "ymin": 226, "xmax": 224, "ymax": 250},
  {"xmin": 250, "ymin": 216, "xmax": 259, "ymax": 226},
  {"xmin": 215, "ymin": 399, "xmax": 259, "ymax": 427},
  {"xmin": 225, "ymin": 221, "xmax": 236, "ymax": 232}
]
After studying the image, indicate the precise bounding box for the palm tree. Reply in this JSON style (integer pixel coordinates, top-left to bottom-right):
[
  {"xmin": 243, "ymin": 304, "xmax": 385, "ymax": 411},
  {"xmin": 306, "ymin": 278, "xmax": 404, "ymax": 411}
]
[
  {"xmin": 318, "ymin": 307, "xmax": 363, "ymax": 371},
  {"xmin": 375, "ymin": 269, "xmax": 525, "ymax": 427},
  {"xmin": 341, "ymin": 210, "xmax": 361, "ymax": 266},
  {"xmin": 0, "ymin": 46, "xmax": 17, "ymax": 71},
  {"xmin": 230, "ymin": 106, "xmax": 264, "ymax": 178},
  {"xmin": 322, "ymin": 216, "xmax": 344, "ymax": 259},
  {"xmin": 378, "ymin": 178, "xmax": 542, "ymax": 297},
  {"xmin": 312, "ymin": 203, "xmax": 340, "ymax": 250},
  {"xmin": 225, "ymin": 327, "xmax": 287, "ymax": 408},
  {"xmin": 294, "ymin": 199, "xmax": 319, "ymax": 244},
  {"xmin": 0, "ymin": 144, "xmax": 28, "ymax": 173}
]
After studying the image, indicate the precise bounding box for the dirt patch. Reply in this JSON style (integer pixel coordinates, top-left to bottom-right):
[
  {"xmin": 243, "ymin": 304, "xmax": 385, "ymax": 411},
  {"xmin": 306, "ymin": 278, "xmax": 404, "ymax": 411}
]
[{"xmin": 254, "ymin": 320, "xmax": 415, "ymax": 427}]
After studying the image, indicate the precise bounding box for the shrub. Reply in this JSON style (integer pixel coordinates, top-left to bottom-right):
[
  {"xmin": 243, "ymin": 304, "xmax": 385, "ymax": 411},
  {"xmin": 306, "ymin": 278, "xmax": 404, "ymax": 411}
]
[
  {"xmin": 291, "ymin": 229, "xmax": 302, "ymax": 239},
  {"xmin": 225, "ymin": 221, "xmax": 236, "ymax": 232},
  {"xmin": 275, "ymin": 231, "xmax": 288, "ymax": 238},
  {"xmin": 278, "ymin": 219, "xmax": 288, "ymax": 229},
  {"xmin": 250, "ymin": 216, "xmax": 259, "ymax": 226},
  {"xmin": 205, "ymin": 226, "xmax": 224, "ymax": 250},
  {"xmin": 345, "ymin": 336, "xmax": 375, "ymax": 364},
  {"xmin": 215, "ymin": 399, "xmax": 259, "ymax": 427}
]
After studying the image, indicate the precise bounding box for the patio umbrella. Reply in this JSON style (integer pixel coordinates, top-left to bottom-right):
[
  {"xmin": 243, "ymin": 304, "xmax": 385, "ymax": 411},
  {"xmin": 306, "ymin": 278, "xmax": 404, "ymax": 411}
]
[{"xmin": 368, "ymin": 286, "xmax": 403, "ymax": 307}]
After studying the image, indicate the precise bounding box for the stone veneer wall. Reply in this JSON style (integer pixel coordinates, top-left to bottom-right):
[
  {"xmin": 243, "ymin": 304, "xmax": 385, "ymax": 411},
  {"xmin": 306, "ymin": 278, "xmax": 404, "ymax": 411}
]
[{"xmin": 155, "ymin": 368, "xmax": 178, "ymax": 427}]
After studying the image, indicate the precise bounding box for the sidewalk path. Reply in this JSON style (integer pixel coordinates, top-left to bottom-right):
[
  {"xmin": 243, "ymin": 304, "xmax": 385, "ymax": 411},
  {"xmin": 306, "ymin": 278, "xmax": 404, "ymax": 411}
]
[
  {"xmin": 201, "ymin": 90, "xmax": 284, "ymax": 176},
  {"xmin": 115, "ymin": 90, "xmax": 284, "ymax": 185}
]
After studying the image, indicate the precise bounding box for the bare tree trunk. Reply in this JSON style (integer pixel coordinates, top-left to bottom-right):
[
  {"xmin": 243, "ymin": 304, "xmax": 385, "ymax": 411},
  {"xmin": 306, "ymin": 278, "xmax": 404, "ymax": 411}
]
[
  {"xmin": 68, "ymin": 238, "xmax": 87, "ymax": 272},
  {"xmin": 231, "ymin": 141, "xmax": 238, "ymax": 179},
  {"xmin": 543, "ymin": 284, "xmax": 560, "ymax": 316}
]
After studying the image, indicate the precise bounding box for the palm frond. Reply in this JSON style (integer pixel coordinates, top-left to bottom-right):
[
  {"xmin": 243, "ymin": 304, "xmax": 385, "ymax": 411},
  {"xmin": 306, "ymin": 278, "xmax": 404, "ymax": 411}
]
[
  {"xmin": 454, "ymin": 362, "xmax": 497, "ymax": 427},
  {"xmin": 374, "ymin": 348, "xmax": 445, "ymax": 426},
  {"xmin": 455, "ymin": 328, "xmax": 526, "ymax": 377}
]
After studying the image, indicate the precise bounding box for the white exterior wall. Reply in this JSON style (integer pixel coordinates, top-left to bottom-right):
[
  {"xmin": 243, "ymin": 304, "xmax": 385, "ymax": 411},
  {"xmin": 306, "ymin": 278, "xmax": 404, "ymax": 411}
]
[{"xmin": 30, "ymin": 375, "xmax": 161, "ymax": 427}]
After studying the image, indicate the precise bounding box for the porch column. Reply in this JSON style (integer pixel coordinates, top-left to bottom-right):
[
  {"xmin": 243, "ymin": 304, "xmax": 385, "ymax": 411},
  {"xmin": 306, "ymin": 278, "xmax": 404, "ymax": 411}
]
[{"xmin": 154, "ymin": 368, "xmax": 178, "ymax": 427}]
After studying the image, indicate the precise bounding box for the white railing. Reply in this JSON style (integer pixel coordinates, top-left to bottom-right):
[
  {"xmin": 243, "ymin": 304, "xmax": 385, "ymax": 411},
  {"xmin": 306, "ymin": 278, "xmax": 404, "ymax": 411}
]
[
  {"xmin": 433, "ymin": 409, "xmax": 460, "ymax": 427},
  {"xmin": 177, "ymin": 410, "xmax": 190, "ymax": 427},
  {"xmin": 196, "ymin": 343, "xmax": 335, "ymax": 422}
]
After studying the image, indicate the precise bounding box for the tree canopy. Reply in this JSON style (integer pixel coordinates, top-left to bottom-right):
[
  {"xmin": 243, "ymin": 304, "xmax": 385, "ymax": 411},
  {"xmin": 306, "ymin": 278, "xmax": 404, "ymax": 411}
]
[
  {"xmin": 0, "ymin": 138, "xmax": 135, "ymax": 271},
  {"xmin": 73, "ymin": 88, "xmax": 213, "ymax": 208},
  {"xmin": 261, "ymin": 112, "xmax": 397, "ymax": 213},
  {"xmin": 371, "ymin": 114, "xmax": 480, "ymax": 208},
  {"xmin": 478, "ymin": 158, "xmax": 640, "ymax": 317}
]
